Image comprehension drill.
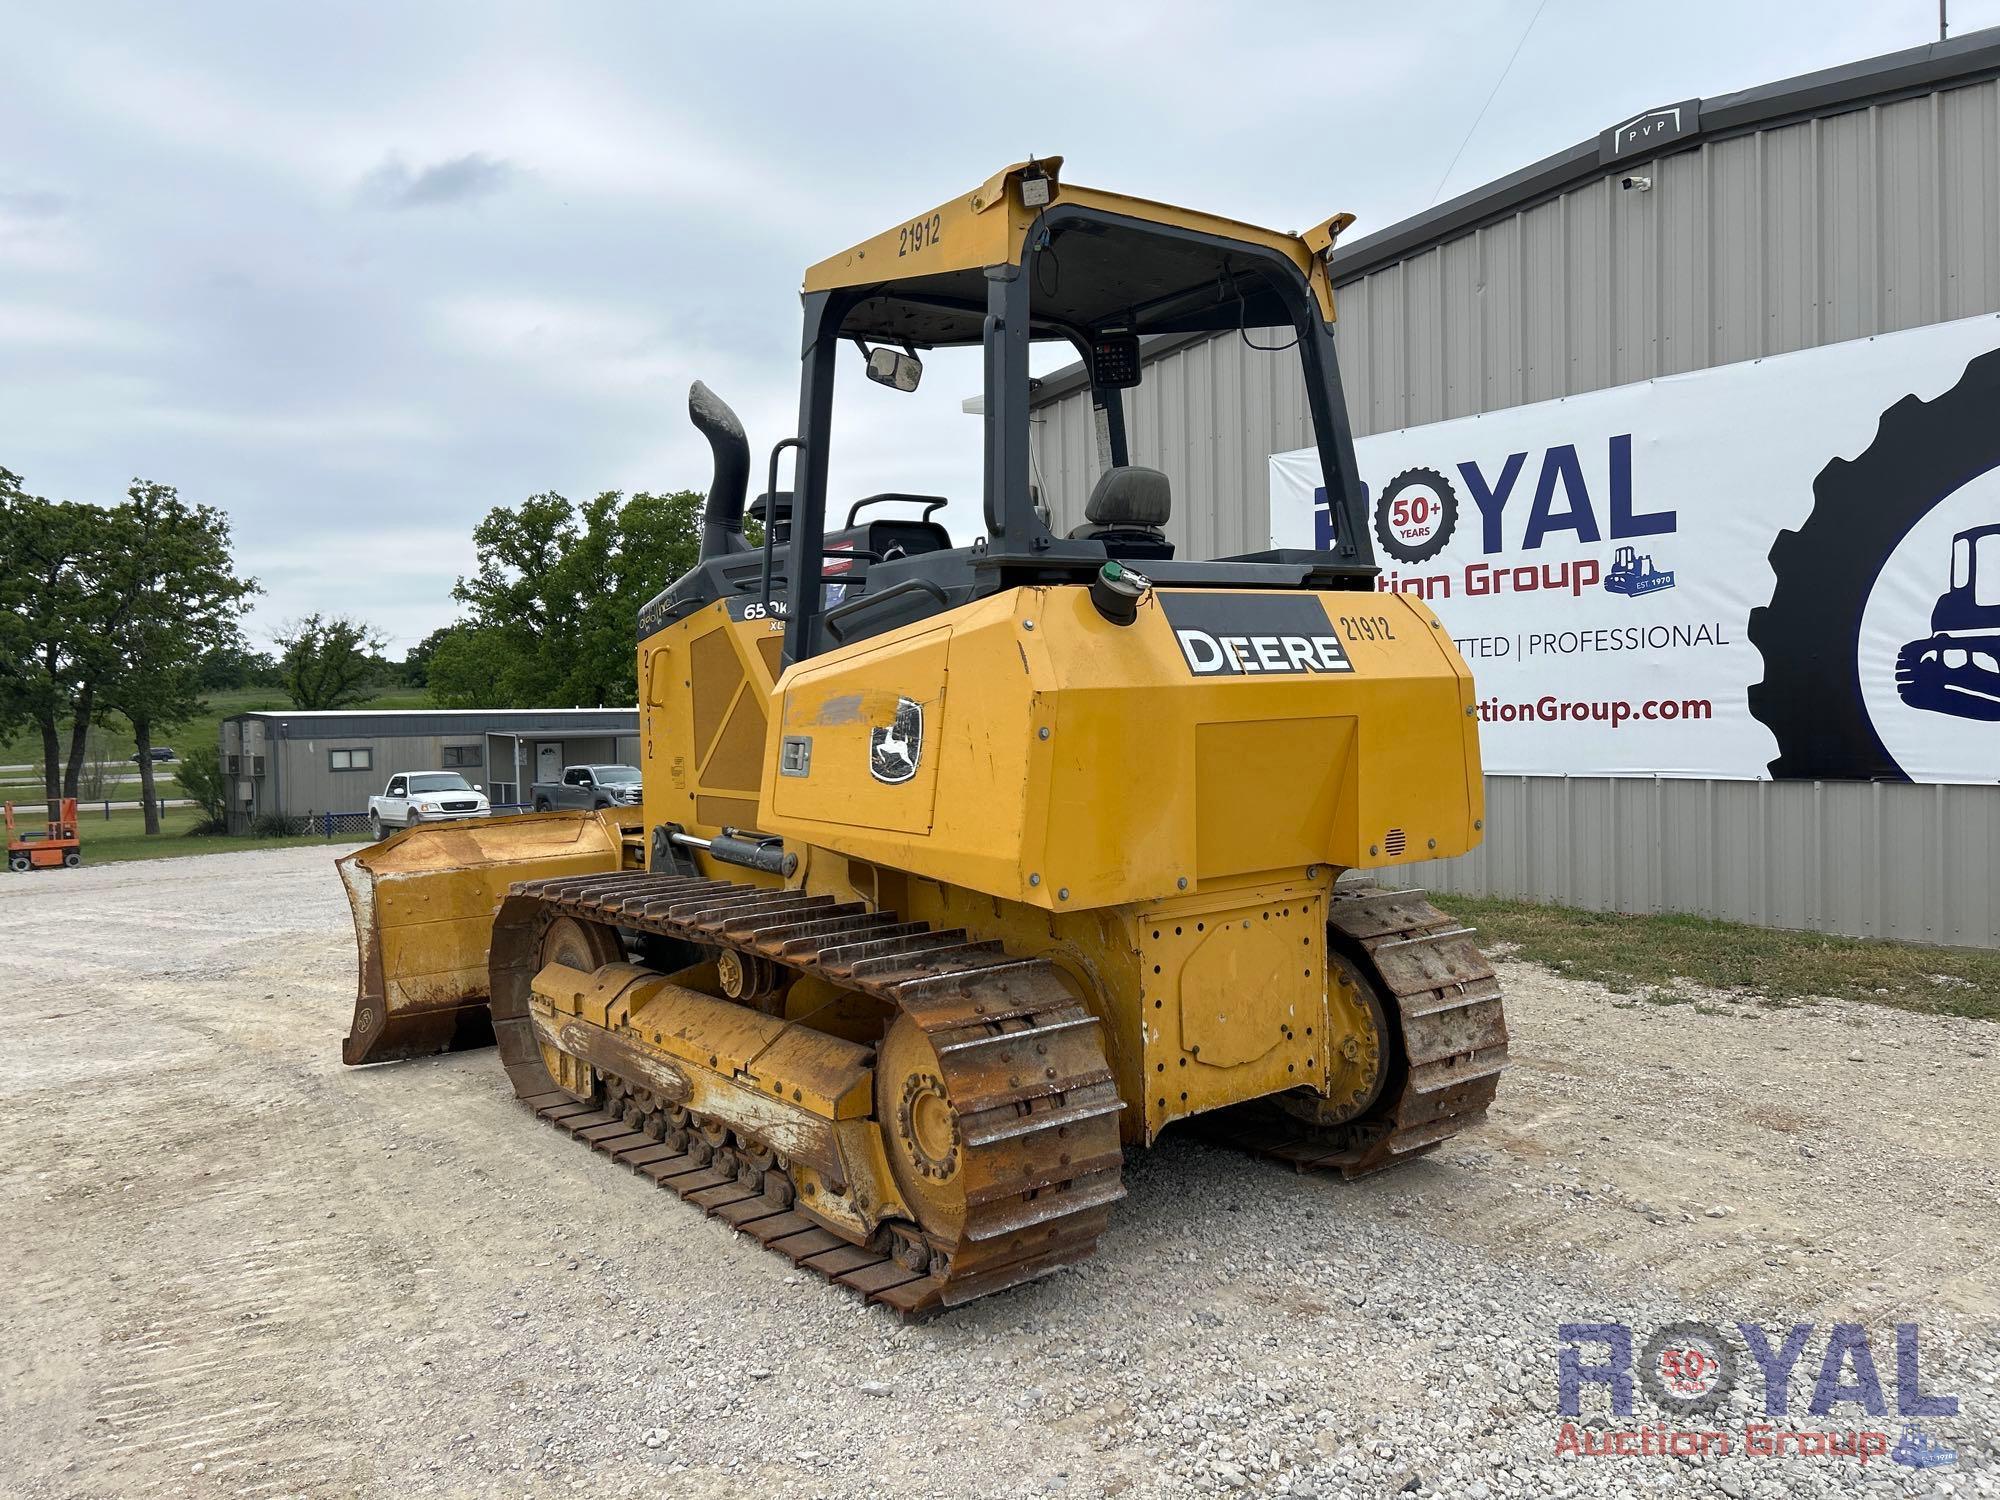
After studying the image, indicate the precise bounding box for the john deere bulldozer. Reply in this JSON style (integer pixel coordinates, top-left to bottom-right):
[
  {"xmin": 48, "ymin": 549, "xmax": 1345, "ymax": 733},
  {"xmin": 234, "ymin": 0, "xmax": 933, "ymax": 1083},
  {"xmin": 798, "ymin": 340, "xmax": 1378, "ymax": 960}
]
[{"xmin": 341, "ymin": 159, "xmax": 1507, "ymax": 1312}]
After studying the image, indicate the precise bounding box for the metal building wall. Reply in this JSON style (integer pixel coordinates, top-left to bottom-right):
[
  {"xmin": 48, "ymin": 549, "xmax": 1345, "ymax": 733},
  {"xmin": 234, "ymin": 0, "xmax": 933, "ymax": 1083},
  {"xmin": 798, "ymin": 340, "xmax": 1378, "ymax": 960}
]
[
  {"xmin": 1027, "ymin": 60, "xmax": 2000, "ymax": 947},
  {"xmin": 1399, "ymin": 776, "xmax": 2000, "ymax": 950},
  {"xmin": 221, "ymin": 713, "xmax": 640, "ymax": 828},
  {"xmin": 1338, "ymin": 78, "xmax": 2000, "ymax": 434},
  {"xmin": 1029, "ymin": 73, "xmax": 2000, "ymax": 544},
  {"xmin": 270, "ymin": 733, "xmax": 458, "ymax": 820},
  {"xmin": 1034, "ymin": 331, "xmax": 1313, "ymax": 558}
]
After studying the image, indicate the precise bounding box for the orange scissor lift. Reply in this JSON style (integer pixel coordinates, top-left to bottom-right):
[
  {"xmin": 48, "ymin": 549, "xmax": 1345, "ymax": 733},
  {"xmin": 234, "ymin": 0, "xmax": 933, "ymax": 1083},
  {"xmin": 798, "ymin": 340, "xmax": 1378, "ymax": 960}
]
[{"xmin": 5, "ymin": 797, "xmax": 81, "ymax": 872}]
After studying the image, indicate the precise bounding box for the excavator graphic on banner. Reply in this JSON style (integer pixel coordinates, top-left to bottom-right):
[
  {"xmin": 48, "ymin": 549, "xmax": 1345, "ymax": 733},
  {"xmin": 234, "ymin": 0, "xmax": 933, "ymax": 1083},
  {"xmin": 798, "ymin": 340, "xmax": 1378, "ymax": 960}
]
[{"xmin": 1897, "ymin": 522, "xmax": 2000, "ymax": 720}]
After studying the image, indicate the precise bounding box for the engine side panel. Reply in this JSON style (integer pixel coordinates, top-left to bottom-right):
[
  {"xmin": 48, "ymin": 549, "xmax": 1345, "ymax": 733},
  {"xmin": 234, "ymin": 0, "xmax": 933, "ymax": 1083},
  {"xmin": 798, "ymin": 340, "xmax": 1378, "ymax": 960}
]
[
  {"xmin": 641, "ymin": 601, "xmax": 789, "ymax": 845},
  {"xmin": 759, "ymin": 584, "xmax": 1482, "ymax": 912}
]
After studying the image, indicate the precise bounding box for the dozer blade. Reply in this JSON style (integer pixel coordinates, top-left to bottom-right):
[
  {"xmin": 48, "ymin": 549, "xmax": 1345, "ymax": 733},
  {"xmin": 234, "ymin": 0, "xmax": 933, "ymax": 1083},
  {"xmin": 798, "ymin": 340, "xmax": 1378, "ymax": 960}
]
[{"xmin": 338, "ymin": 812, "xmax": 627, "ymax": 1066}]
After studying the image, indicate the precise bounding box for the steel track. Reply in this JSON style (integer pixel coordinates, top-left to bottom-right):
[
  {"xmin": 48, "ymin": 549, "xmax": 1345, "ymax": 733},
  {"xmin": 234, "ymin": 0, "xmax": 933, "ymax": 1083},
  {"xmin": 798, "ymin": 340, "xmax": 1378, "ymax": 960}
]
[
  {"xmin": 490, "ymin": 872, "xmax": 1127, "ymax": 1316},
  {"xmin": 1198, "ymin": 887, "xmax": 1510, "ymax": 1174},
  {"xmin": 491, "ymin": 875, "xmax": 1506, "ymax": 1314}
]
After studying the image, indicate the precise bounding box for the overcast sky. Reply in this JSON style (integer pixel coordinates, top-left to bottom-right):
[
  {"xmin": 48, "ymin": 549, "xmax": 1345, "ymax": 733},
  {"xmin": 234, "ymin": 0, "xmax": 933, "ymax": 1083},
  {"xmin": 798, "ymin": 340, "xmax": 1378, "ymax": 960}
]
[{"xmin": 4, "ymin": 1, "xmax": 1993, "ymax": 652}]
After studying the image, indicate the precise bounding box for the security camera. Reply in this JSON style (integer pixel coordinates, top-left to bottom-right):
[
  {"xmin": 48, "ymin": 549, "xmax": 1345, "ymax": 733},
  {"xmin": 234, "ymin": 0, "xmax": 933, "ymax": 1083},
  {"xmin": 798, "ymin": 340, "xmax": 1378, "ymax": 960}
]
[{"xmin": 1620, "ymin": 174, "xmax": 1653, "ymax": 193}]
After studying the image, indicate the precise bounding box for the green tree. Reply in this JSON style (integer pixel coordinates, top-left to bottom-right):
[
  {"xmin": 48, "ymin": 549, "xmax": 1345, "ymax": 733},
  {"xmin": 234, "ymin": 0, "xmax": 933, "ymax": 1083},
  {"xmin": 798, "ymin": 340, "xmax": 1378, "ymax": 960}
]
[
  {"xmin": 197, "ymin": 638, "xmax": 277, "ymax": 691},
  {"xmin": 428, "ymin": 488, "xmax": 702, "ymax": 709},
  {"xmin": 100, "ymin": 481, "xmax": 260, "ymax": 833},
  {"xmin": 425, "ymin": 624, "xmax": 515, "ymax": 707},
  {"xmin": 0, "ymin": 473, "xmax": 120, "ymax": 816},
  {"xmin": 275, "ymin": 613, "xmax": 387, "ymax": 710},
  {"xmin": 401, "ymin": 625, "xmax": 456, "ymax": 689},
  {"xmin": 176, "ymin": 743, "xmax": 231, "ymax": 828}
]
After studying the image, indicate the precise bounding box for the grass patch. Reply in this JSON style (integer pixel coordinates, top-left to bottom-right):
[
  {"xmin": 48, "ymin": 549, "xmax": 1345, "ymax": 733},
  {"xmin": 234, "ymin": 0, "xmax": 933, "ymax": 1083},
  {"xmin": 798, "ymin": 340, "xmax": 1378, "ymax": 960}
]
[
  {"xmin": 1433, "ymin": 894, "xmax": 2000, "ymax": 1024},
  {"xmin": 11, "ymin": 803, "xmax": 346, "ymax": 867},
  {"xmin": 0, "ymin": 687, "xmax": 435, "ymax": 770}
]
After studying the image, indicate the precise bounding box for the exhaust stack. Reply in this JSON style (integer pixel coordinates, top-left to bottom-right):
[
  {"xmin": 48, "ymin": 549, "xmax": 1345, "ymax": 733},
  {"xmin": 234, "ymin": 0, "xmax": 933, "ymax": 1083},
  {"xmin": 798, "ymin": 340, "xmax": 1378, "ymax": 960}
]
[{"xmin": 690, "ymin": 381, "xmax": 751, "ymax": 562}]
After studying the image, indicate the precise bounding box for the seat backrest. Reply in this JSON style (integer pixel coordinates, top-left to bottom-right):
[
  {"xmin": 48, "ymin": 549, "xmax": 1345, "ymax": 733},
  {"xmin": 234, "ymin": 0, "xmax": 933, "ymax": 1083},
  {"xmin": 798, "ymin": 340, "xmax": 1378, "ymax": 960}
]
[{"xmin": 1085, "ymin": 465, "xmax": 1171, "ymax": 532}]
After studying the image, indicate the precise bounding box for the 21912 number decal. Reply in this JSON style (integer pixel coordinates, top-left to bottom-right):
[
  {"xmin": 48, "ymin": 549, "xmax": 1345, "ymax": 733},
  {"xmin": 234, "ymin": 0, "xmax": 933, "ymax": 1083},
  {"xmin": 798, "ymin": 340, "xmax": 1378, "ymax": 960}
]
[
  {"xmin": 1339, "ymin": 615, "xmax": 1396, "ymax": 642},
  {"xmin": 898, "ymin": 214, "xmax": 943, "ymax": 257}
]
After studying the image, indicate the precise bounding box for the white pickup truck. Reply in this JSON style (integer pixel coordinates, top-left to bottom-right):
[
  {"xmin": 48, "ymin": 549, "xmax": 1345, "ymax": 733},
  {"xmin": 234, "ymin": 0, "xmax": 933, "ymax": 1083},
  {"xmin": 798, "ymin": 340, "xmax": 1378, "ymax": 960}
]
[{"xmin": 367, "ymin": 771, "xmax": 491, "ymax": 839}]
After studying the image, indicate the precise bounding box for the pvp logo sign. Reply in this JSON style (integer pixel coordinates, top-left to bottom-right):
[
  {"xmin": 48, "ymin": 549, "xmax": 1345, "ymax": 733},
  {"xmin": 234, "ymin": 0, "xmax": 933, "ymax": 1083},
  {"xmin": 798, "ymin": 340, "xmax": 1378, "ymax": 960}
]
[{"xmin": 1599, "ymin": 98, "xmax": 1701, "ymax": 161}]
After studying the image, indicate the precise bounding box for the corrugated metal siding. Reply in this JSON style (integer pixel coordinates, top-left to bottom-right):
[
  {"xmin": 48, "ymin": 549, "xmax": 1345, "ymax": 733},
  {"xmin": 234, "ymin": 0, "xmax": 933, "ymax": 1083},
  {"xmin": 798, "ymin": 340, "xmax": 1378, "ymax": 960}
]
[
  {"xmin": 1026, "ymin": 71, "xmax": 2000, "ymax": 946},
  {"xmin": 1400, "ymin": 777, "xmax": 2000, "ymax": 949},
  {"xmin": 228, "ymin": 722, "xmax": 643, "ymax": 823},
  {"xmin": 1030, "ymin": 76, "xmax": 2000, "ymax": 530},
  {"xmin": 239, "ymin": 709, "xmax": 638, "ymax": 739},
  {"xmin": 270, "ymin": 733, "xmax": 454, "ymax": 819},
  {"xmin": 1034, "ymin": 331, "xmax": 1309, "ymax": 555}
]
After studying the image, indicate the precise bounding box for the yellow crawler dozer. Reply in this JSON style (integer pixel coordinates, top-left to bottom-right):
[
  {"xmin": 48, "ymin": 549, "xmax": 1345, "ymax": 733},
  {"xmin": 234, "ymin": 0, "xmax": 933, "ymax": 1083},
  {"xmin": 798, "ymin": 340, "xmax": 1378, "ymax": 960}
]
[{"xmin": 342, "ymin": 159, "xmax": 1508, "ymax": 1312}]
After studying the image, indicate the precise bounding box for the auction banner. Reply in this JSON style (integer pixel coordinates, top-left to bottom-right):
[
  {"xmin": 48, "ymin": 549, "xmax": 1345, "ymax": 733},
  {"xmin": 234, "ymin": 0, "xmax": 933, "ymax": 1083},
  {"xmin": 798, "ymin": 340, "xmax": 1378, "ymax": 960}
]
[{"xmin": 1270, "ymin": 314, "xmax": 2000, "ymax": 783}]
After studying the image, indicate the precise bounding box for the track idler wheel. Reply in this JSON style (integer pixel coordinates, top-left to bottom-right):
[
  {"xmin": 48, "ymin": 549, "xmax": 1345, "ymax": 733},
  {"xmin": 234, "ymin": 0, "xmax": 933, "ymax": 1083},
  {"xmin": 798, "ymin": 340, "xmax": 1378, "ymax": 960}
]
[
  {"xmin": 534, "ymin": 915, "xmax": 624, "ymax": 1102},
  {"xmin": 876, "ymin": 1014, "xmax": 967, "ymax": 1244},
  {"xmin": 1280, "ymin": 949, "xmax": 1393, "ymax": 1128}
]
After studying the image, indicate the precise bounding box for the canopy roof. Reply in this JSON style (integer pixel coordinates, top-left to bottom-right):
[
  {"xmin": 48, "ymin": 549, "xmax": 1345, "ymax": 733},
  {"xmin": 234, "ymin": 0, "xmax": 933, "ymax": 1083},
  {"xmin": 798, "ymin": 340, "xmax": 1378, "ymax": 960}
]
[{"xmin": 802, "ymin": 159, "xmax": 1352, "ymax": 347}]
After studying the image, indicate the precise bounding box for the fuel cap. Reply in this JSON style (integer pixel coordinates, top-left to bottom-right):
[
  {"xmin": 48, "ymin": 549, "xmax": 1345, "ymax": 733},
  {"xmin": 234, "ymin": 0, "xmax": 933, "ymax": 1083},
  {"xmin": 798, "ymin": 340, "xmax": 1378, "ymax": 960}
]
[{"xmin": 1089, "ymin": 560, "xmax": 1151, "ymax": 626}]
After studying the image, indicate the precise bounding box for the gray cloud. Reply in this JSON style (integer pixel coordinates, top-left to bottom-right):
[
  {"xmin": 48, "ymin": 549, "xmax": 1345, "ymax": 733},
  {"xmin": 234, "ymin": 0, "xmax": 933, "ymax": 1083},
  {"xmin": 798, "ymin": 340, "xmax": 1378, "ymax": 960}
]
[
  {"xmin": 0, "ymin": 187, "xmax": 68, "ymax": 220},
  {"xmin": 5, "ymin": 0, "xmax": 1990, "ymax": 655},
  {"xmin": 357, "ymin": 152, "xmax": 515, "ymax": 210}
]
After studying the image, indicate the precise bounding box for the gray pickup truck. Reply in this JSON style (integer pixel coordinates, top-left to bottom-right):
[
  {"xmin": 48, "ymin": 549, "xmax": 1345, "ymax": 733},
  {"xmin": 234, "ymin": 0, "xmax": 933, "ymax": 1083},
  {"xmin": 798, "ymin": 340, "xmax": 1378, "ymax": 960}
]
[{"xmin": 531, "ymin": 764, "xmax": 643, "ymax": 811}]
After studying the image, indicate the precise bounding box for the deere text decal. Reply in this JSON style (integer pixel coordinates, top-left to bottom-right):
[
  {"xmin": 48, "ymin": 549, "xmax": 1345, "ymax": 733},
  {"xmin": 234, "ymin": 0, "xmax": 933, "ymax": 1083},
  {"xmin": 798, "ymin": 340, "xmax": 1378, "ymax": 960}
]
[{"xmin": 1158, "ymin": 593, "xmax": 1352, "ymax": 677}]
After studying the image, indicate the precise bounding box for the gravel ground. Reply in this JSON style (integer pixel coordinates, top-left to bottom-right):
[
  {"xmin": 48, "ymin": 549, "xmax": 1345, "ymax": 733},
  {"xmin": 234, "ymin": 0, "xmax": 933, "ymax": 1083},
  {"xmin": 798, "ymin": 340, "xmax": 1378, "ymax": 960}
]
[{"xmin": 1, "ymin": 846, "xmax": 1994, "ymax": 1500}]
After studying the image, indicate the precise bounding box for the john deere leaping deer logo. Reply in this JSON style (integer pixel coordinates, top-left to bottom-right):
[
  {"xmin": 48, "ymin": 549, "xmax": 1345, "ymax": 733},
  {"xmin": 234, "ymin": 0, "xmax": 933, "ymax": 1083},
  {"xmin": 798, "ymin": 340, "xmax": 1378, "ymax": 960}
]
[{"xmin": 869, "ymin": 696, "xmax": 924, "ymax": 784}]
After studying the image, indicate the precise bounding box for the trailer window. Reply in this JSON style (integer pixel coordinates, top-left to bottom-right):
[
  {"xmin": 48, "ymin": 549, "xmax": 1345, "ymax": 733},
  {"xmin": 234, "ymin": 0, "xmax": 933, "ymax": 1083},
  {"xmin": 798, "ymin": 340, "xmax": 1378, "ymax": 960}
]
[
  {"xmin": 442, "ymin": 744, "xmax": 482, "ymax": 768},
  {"xmin": 329, "ymin": 747, "xmax": 373, "ymax": 772}
]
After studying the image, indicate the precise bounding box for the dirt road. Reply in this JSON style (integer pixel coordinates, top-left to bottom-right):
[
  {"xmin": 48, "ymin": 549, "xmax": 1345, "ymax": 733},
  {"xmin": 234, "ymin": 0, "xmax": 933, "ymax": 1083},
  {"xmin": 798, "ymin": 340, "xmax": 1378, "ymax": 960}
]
[{"xmin": 2, "ymin": 848, "xmax": 1993, "ymax": 1499}]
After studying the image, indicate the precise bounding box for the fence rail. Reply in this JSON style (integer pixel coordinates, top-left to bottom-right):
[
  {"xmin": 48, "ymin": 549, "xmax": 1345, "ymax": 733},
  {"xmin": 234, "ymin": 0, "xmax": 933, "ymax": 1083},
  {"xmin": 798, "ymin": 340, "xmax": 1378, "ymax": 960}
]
[{"xmin": 314, "ymin": 805, "xmax": 536, "ymax": 839}]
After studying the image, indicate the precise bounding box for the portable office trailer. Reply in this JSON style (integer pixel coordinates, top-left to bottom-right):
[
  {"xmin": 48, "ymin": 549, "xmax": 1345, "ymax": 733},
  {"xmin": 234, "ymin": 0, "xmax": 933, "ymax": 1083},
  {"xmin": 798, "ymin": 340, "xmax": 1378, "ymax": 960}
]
[{"xmin": 220, "ymin": 709, "xmax": 640, "ymax": 832}]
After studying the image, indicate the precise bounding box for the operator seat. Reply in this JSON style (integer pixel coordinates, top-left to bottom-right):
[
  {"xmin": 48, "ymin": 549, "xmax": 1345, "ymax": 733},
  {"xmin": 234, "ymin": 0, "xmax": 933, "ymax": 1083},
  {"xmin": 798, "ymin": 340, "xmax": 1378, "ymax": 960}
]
[{"xmin": 1067, "ymin": 465, "xmax": 1175, "ymax": 560}]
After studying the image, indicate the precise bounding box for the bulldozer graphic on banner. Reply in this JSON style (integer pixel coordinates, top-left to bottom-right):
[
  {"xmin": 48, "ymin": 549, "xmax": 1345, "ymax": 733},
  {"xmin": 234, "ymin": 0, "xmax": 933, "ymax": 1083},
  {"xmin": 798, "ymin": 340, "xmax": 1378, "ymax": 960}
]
[
  {"xmin": 1605, "ymin": 545, "xmax": 1675, "ymax": 597},
  {"xmin": 1897, "ymin": 522, "xmax": 2000, "ymax": 720}
]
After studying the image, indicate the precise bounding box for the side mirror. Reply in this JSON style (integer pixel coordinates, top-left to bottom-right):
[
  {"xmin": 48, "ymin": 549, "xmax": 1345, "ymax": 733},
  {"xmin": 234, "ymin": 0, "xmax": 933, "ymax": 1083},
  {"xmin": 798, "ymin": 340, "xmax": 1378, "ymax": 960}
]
[{"xmin": 865, "ymin": 346, "xmax": 923, "ymax": 392}]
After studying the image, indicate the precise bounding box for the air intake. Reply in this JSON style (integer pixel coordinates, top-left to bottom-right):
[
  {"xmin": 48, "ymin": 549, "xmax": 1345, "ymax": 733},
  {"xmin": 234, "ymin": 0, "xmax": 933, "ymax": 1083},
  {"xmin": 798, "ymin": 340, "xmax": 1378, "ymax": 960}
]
[{"xmin": 1383, "ymin": 828, "xmax": 1407, "ymax": 857}]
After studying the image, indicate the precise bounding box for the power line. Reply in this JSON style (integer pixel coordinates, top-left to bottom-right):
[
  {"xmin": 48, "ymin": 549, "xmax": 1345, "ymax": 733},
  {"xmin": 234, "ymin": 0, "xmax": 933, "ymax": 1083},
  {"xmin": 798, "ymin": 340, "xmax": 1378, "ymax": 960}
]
[{"xmin": 1429, "ymin": 0, "xmax": 1552, "ymax": 208}]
